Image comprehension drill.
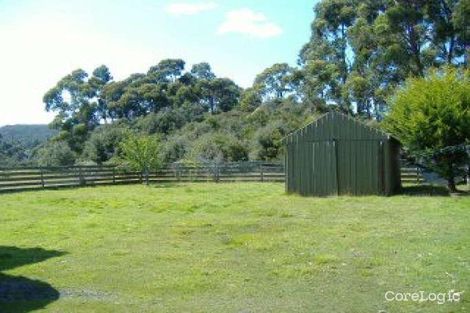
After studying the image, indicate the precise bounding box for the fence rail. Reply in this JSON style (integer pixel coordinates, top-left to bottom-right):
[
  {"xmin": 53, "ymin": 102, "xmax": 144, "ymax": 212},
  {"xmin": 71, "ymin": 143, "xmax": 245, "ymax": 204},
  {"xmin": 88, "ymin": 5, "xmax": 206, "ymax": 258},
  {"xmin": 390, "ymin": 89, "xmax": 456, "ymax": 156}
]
[
  {"xmin": 400, "ymin": 166, "xmax": 424, "ymax": 184},
  {"xmin": 0, "ymin": 162, "xmax": 285, "ymax": 193},
  {"xmin": 0, "ymin": 161, "xmax": 426, "ymax": 194}
]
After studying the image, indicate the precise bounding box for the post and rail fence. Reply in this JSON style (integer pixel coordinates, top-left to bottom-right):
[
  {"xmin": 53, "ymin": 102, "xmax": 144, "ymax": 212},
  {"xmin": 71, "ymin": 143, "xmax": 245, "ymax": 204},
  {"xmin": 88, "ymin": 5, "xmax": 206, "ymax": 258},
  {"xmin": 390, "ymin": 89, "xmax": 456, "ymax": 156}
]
[
  {"xmin": 0, "ymin": 162, "xmax": 285, "ymax": 193},
  {"xmin": 0, "ymin": 161, "xmax": 428, "ymax": 194}
]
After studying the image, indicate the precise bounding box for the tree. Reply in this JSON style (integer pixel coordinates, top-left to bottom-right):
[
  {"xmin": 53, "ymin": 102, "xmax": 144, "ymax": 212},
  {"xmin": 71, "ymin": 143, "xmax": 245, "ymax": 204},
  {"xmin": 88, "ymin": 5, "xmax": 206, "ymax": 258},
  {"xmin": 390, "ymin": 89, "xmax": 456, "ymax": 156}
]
[
  {"xmin": 188, "ymin": 133, "xmax": 248, "ymax": 163},
  {"xmin": 299, "ymin": 0, "xmax": 468, "ymax": 118},
  {"xmin": 453, "ymin": 0, "xmax": 470, "ymax": 66},
  {"xmin": 83, "ymin": 123, "xmax": 130, "ymax": 165},
  {"xmin": 300, "ymin": 0, "xmax": 357, "ymax": 112},
  {"xmin": 239, "ymin": 87, "xmax": 262, "ymax": 112},
  {"xmin": 135, "ymin": 109, "xmax": 186, "ymax": 135},
  {"xmin": 43, "ymin": 66, "xmax": 114, "ymax": 152},
  {"xmin": 191, "ymin": 62, "xmax": 216, "ymax": 80},
  {"xmin": 120, "ymin": 134, "xmax": 160, "ymax": 185},
  {"xmin": 89, "ymin": 65, "xmax": 113, "ymax": 123},
  {"xmin": 384, "ymin": 67, "xmax": 470, "ymax": 191},
  {"xmin": 0, "ymin": 134, "xmax": 30, "ymax": 166},
  {"xmin": 34, "ymin": 141, "xmax": 77, "ymax": 167},
  {"xmin": 254, "ymin": 63, "xmax": 297, "ymax": 101},
  {"xmin": 102, "ymin": 74, "xmax": 147, "ymax": 120},
  {"xmin": 147, "ymin": 59, "xmax": 185, "ymax": 83},
  {"xmin": 251, "ymin": 122, "xmax": 288, "ymax": 161},
  {"xmin": 195, "ymin": 78, "xmax": 241, "ymax": 113}
]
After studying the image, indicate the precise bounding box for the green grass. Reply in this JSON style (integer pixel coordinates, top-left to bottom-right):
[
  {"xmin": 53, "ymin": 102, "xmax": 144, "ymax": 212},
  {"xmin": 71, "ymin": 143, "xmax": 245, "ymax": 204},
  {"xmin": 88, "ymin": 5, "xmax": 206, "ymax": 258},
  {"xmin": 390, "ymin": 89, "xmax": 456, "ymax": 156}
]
[{"xmin": 0, "ymin": 183, "xmax": 469, "ymax": 312}]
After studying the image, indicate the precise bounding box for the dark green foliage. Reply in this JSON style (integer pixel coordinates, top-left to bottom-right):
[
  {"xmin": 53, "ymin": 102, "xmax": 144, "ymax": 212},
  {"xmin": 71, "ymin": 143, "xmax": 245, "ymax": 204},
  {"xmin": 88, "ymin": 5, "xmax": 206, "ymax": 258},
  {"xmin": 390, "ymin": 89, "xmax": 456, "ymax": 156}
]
[
  {"xmin": 0, "ymin": 125, "xmax": 57, "ymax": 166},
  {"xmin": 299, "ymin": 0, "xmax": 468, "ymax": 117},
  {"xmin": 254, "ymin": 63, "xmax": 298, "ymax": 101},
  {"xmin": 43, "ymin": 65, "xmax": 113, "ymax": 153},
  {"xmin": 34, "ymin": 141, "xmax": 77, "ymax": 167},
  {"xmin": 0, "ymin": 134, "xmax": 29, "ymax": 167},
  {"xmin": 82, "ymin": 123, "xmax": 131, "ymax": 164},
  {"xmin": 0, "ymin": 125, "xmax": 57, "ymax": 148},
  {"xmin": 190, "ymin": 62, "xmax": 216, "ymax": 80},
  {"xmin": 39, "ymin": 58, "xmax": 245, "ymax": 165},
  {"xmin": 195, "ymin": 78, "xmax": 241, "ymax": 113},
  {"xmin": 239, "ymin": 87, "xmax": 263, "ymax": 112},
  {"xmin": 135, "ymin": 110, "xmax": 186, "ymax": 135},
  {"xmin": 159, "ymin": 135, "xmax": 190, "ymax": 164},
  {"xmin": 252, "ymin": 123, "xmax": 286, "ymax": 161},
  {"xmin": 189, "ymin": 133, "xmax": 248, "ymax": 163},
  {"xmin": 148, "ymin": 59, "xmax": 185, "ymax": 82}
]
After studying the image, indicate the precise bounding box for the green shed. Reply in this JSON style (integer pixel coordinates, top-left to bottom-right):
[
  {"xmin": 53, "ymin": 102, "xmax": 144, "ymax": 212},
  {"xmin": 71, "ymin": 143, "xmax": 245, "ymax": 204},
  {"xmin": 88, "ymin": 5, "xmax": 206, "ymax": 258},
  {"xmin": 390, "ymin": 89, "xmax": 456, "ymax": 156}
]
[{"xmin": 283, "ymin": 112, "xmax": 401, "ymax": 196}]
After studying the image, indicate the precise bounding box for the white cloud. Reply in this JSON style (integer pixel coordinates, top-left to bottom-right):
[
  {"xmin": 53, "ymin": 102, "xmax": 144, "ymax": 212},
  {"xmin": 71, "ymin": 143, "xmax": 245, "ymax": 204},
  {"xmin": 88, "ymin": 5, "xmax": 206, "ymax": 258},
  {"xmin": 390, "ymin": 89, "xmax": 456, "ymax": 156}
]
[
  {"xmin": 166, "ymin": 2, "xmax": 218, "ymax": 16},
  {"xmin": 218, "ymin": 8, "xmax": 283, "ymax": 39}
]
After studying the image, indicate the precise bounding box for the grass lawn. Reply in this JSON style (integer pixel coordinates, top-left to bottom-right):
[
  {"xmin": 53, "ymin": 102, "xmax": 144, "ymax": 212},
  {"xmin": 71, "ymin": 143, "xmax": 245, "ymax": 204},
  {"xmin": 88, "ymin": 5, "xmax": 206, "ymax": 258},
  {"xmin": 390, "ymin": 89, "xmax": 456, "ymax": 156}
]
[{"xmin": 0, "ymin": 183, "xmax": 469, "ymax": 312}]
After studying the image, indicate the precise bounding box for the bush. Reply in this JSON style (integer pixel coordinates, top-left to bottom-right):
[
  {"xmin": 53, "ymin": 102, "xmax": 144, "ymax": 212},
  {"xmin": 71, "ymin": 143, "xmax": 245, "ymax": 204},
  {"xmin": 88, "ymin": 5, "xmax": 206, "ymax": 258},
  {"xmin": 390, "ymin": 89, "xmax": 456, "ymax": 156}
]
[
  {"xmin": 82, "ymin": 123, "xmax": 130, "ymax": 164},
  {"xmin": 119, "ymin": 134, "xmax": 161, "ymax": 184},
  {"xmin": 251, "ymin": 122, "xmax": 287, "ymax": 161},
  {"xmin": 34, "ymin": 141, "xmax": 77, "ymax": 167},
  {"xmin": 384, "ymin": 67, "xmax": 470, "ymax": 191},
  {"xmin": 188, "ymin": 133, "xmax": 249, "ymax": 163}
]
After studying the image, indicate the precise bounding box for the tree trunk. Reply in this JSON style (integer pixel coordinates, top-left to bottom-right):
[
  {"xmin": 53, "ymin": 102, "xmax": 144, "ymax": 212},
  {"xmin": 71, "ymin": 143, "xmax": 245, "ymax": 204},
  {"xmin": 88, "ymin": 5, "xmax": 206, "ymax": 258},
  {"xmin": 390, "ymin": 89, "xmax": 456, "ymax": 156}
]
[
  {"xmin": 447, "ymin": 37, "xmax": 455, "ymax": 65},
  {"xmin": 467, "ymin": 164, "xmax": 470, "ymax": 186},
  {"xmin": 447, "ymin": 177, "xmax": 457, "ymax": 193}
]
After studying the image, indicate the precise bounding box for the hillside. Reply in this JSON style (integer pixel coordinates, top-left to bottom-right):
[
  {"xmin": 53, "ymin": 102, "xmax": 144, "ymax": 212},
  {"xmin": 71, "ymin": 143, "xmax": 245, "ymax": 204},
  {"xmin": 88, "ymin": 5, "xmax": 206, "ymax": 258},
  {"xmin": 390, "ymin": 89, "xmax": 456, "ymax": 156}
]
[{"xmin": 0, "ymin": 124, "xmax": 56, "ymax": 148}]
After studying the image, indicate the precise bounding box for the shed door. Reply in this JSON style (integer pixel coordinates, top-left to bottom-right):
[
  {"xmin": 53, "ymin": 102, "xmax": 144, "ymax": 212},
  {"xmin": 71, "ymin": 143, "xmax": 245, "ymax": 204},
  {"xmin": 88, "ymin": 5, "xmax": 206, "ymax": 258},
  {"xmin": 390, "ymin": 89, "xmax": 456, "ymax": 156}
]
[
  {"xmin": 311, "ymin": 141, "xmax": 338, "ymax": 196},
  {"xmin": 336, "ymin": 140, "xmax": 384, "ymax": 195}
]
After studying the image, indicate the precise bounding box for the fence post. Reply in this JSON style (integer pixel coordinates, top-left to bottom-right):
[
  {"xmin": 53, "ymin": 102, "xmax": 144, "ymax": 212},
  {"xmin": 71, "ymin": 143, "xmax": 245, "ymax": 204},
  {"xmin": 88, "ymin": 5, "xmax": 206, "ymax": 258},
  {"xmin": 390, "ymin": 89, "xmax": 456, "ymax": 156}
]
[
  {"xmin": 78, "ymin": 167, "xmax": 86, "ymax": 186},
  {"xmin": 40, "ymin": 167, "xmax": 45, "ymax": 189},
  {"xmin": 112, "ymin": 167, "xmax": 116, "ymax": 184},
  {"xmin": 214, "ymin": 163, "xmax": 220, "ymax": 183},
  {"xmin": 260, "ymin": 164, "xmax": 264, "ymax": 182},
  {"xmin": 145, "ymin": 169, "xmax": 149, "ymax": 185}
]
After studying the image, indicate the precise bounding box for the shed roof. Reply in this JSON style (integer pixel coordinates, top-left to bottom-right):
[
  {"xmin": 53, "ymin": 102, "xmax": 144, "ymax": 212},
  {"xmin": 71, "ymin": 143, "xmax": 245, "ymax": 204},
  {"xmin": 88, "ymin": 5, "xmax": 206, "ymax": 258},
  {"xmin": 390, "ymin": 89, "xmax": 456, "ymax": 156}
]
[{"xmin": 283, "ymin": 111, "xmax": 399, "ymax": 145}]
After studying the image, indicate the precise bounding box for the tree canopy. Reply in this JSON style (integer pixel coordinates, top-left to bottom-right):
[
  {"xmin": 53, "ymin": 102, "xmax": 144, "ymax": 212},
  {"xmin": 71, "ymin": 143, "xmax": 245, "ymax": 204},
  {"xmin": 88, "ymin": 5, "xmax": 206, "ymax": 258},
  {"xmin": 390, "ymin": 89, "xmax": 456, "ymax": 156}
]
[
  {"xmin": 2, "ymin": 0, "xmax": 467, "ymax": 172},
  {"xmin": 299, "ymin": 0, "xmax": 468, "ymax": 117}
]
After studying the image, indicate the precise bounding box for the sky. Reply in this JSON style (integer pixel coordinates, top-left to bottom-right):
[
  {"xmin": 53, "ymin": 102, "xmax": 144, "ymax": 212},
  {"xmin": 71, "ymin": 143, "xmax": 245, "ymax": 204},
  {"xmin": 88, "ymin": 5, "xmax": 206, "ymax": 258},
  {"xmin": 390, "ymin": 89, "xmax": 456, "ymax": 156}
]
[{"xmin": 0, "ymin": 0, "xmax": 316, "ymax": 126}]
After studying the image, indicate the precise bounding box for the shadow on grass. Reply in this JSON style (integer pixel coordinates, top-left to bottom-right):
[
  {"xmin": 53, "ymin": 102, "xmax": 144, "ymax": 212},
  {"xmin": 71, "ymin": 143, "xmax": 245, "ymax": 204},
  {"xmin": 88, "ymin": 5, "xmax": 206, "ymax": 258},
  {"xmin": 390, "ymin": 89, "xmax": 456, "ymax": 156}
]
[
  {"xmin": 401, "ymin": 184, "xmax": 450, "ymax": 196},
  {"xmin": 0, "ymin": 246, "xmax": 66, "ymax": 313}
]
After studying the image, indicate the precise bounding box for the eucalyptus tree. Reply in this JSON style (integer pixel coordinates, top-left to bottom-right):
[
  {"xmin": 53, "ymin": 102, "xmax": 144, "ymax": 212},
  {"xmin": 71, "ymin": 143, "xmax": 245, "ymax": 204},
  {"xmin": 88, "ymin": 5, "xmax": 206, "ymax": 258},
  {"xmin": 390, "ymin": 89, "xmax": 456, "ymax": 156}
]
[
  {"xmin": 147, "ymin": 59, "xmax": 186, "ymax": 83},
  {"xmin": 299, "ymin": 0, "xmax": 468, "ymax": 117},
  {"xmin": 191, "ymin": 62, "xmax": 216, "ymax": 80},
  {"xmin": 43, "ymin": 66, "xmax": 113, "ymax": 152},
  {"xmin": 300, "ymin": 0, "xmax": 358, "ymax": 112},
  {"xmin": 254, "ymin": 63, "xmax": 298, "ymax": 101}
]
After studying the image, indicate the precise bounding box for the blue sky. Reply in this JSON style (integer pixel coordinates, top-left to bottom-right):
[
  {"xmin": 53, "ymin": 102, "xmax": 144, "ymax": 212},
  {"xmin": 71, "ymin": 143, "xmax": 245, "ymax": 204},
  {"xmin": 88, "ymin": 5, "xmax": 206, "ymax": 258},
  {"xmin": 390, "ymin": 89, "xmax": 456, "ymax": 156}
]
[{"xmin": 0, "ymin": 0, "xmax": 316, "ymax": 126}]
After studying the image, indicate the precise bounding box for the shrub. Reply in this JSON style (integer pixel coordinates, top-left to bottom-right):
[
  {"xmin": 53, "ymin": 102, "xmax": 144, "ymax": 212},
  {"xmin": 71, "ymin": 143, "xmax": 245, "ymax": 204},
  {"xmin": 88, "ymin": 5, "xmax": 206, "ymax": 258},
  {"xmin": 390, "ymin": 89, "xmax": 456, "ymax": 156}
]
[{"xmin": 384, "ymin": 67, "xmax": 470, "ymax": 191}]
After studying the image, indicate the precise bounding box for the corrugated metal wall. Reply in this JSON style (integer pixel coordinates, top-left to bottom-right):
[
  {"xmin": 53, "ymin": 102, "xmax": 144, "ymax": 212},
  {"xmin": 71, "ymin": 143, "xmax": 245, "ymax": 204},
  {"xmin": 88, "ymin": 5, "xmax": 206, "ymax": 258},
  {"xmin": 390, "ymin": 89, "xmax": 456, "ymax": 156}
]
[{"xmin": 284, "ymin": 112, "xmax": 401, "ymax": 196}]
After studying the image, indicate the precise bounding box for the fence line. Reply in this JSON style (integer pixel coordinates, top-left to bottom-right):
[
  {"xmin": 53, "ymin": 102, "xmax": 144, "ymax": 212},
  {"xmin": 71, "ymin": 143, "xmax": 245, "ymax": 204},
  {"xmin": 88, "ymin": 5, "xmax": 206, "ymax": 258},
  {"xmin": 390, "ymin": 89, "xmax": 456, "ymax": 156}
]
[
  {"xmin": 0, "ymin": 161, "xmax": 425, "ymax": 193},
  {"xmin": 0, "ymin": 162, "xmax": 285, "ymax": 193}
]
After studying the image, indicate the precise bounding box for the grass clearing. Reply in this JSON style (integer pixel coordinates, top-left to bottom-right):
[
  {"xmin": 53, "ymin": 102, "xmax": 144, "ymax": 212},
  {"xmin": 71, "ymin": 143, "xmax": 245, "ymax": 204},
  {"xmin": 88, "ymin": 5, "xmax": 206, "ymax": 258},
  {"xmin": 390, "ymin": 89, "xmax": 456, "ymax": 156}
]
[{"xmin": 0, "ymin": 183, "xmax": 469, "ymax": 312}]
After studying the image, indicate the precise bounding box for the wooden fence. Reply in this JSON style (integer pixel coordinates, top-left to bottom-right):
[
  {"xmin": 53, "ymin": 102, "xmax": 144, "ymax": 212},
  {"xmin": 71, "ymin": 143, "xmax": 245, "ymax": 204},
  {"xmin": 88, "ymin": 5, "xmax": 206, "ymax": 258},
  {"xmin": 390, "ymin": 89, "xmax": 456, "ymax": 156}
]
[
  {"xmin": 400, "ymin": 166, "xmax": 424, "ymax": 184},
  {"xmin": 0, "ymin": 161, "xmax": 425, "ymax": 194},
  {"xmin": 0, "ymin": 162, "xmax": 285, "ymax": 193}
]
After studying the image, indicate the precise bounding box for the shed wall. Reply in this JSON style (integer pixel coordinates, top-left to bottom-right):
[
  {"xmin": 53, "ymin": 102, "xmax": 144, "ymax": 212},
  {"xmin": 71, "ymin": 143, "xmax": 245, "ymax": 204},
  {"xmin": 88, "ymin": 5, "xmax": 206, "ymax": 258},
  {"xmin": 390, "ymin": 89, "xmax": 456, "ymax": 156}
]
[{"xmin": 285, "ymin": 112, "xmax": 401, "ymax": 196}]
